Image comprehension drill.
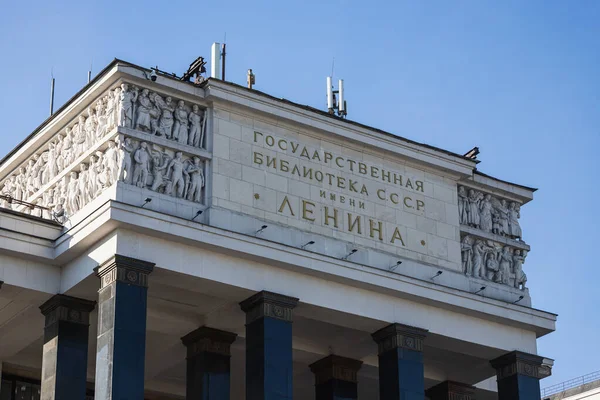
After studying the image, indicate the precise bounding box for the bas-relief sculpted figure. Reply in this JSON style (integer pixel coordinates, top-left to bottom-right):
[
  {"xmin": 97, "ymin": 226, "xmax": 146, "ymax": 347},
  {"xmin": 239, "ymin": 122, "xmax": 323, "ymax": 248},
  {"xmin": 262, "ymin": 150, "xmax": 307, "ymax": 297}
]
[
  {"xmin": 173, "ymin": 100, "xmax": 189, "ymax": 145},
  {"xmin": 150, "ymin": 150, "xmax": 169, "ymax": 192},
  {"xmin": 155, "ymin": 95, "xmax": 175, "ymax": 139},
  {"xmin": 460, "ymin": 234, "xmax": 528, "ymax": 291},
  {"xmin": 132, "ymin": 142, "xmax": 151, "ymax": 188},
  {"xmin": 188, "ymin": 105, "xmax": 203, "ymax": 147},
  {"xmin": 135, "ymin": 89, "xmax": 153, "ymax": 132},
  {"xmin": 509, "ymin": 202, "xmax": 522, "ymax": 239},
  {"xmin": 185, "ymin": 157, "xmax": 204, "ymax": 203},
  {"xmin": 167, "ymin": 151, "xmax": 187, "ymax": 198},
  {"xmin": 458, "ymin": 186, "xmax": 468, "ymax": 225},
  {"xmin": 116, "ymin": 138, "xmax": 134, "ymax": 185},
  {"xmin": 466, "ymin": 189, "xmax": 483, "ymax": 229},
  {"xmin": 479, "ymin": 194, "xmax": 493, "ymax": 233}
]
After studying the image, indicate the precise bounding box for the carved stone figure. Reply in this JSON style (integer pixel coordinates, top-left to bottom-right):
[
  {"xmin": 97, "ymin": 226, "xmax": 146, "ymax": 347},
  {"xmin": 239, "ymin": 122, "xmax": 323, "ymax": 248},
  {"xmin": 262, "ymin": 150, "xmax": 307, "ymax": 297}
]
[
  {"xmin": 104, "ymin": 140, "xmax": 120, "ymax": 186},
  {"xmin": 479, "ymin": 194, "xmax": 493, "ymax": 233},
  {"xmin": 95, "ymin": 99, "xmax": 107, "ymax": 139},
  {"xmin": 66, "ymin": 172, "xmax": 80, "ymax": 216},
  {"xmin": 118, "ymin": 84, "xmax": 138, "ymax": 129},
  {"xmin": 85, "ymin": 107, "xmax": 97, "ymax": 148},
  {"xmin": 135, "ymin": 89, "xmax": 153, "ymax": 132},
  {"xmin": 513, "ymin": 249, "xmax": 526, "ymax": 290},
  {"xmin": 46, "ymin": 142, "xmax": 58, "ymax": 182},
  {"xmin": 467, "ymin": 190, "xmax": 482, "ymax": 228},
  {"xmin": 485, "ymin": 252, "xmax": 499, "ymax": 282},
  {"xmin": 74, "ymin": 115, "xmax": 87, "ymax": 157},
  {"xmin": 106, "ymin": 90, "xmax": 117, "ymax": 130},
  {"xmin": 457, "ymin": 186, "xmax": 468, "ymax": 225},
  {"xmin": 62, "ymin": 128, "xmax": 74, "ymax": 167},
  {"xmin": 461, "ymin": 235, "xmax": 473, "ymax": 276},
  {"xmin": 132, "ymin": 142, "xmax": 151, "ymax": 188},
  {"xmin": 155, "ymin": 95, "xmax": 175, "ymax": 138},
  {"xmin": 173, "ymin": 100, "xmax": 189, "ymax": 145},
  {"xmin": 88, "ymin": 155, "xmax": 101, "ymax": 199},
  {"xmin": 509, "ymin": 202, "xmax": 522, "ymax": 239},
  {"xmin": 78, "ymin": 164, "xmax": 90, "ymax": 206},
  {"xmin": 167, "ymin": 152, "xmax": 187, "ymax": 198},
  {"xmin": 188, "ymin": 105, "xmax": 203, "ymax": 147},
  {"xmin": 498, "ymin": 199, "xmax": 510, "ymax": 236},
  {"xmin": 185, "ymin": 157, "xmax": 204, "ymax": 203},
  {"xmin": 472, "ymin": 240, "xmax": 493, "ymax": 278},
  {"xmin": 150, "ymin": 150, "xmax": 169, "ymax": 192},
  {"xmin": 117, "ymin": 138, "xmax": 134, "ymax": 184},
  {"xmin": 498, "ymin": 246, "xmax": 512, "ymax": 285}
]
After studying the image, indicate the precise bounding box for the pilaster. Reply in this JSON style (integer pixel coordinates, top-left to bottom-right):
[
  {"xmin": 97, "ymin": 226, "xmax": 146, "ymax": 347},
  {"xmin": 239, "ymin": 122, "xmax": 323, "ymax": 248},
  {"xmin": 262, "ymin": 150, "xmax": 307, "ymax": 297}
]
[
  {"xmin": 426, "ymin": 380, "xmax": 477, "ymax": 400},
  {"xmin": 39, "ymin": 294, "xmax": 96, "ymax": 400},
  {"xmin": 309, "ymin": 354, "xmax": 363, "ymax": 400},
  {"xmin": 372, "ymin": 323, "xmax": 428, "ymax": 400},
  {"xmin": 240, "ymin": 291, "xmax": 299, "ymax": 400},
  {"xmin": 94, "ymin": 254, "xmax": 155, "ymax": 400},
  {"xmin": 181, "ymin": 326, "xmax": 237, "ymax": 400},
  {"xmin": 490, "ymin": 351, "xmax": 551, "ymax": 400}
]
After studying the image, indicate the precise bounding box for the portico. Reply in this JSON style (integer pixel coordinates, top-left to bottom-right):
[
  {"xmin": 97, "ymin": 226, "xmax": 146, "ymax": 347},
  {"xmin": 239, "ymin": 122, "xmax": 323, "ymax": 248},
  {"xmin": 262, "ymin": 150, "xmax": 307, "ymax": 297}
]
[{"xmin": 0, "ymin": 58, "xmax": 555, "ymax": 399}]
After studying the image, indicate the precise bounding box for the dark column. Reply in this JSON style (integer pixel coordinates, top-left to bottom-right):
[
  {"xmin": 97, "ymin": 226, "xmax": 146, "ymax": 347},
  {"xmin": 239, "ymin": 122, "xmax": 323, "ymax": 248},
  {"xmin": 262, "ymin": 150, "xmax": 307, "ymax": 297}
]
[
  {"xmin": 239, "ymin": 291, "xmax": 299, "ymax": 400},
  {"xmin": 371, "ymin": 323, "xmax": 428, "ymax": 400},
  {"xmin": 94, "ymin": 254, "xmax": 155, "ymax": 400},
  {"xmin": 426, "ymin": 380, "xmax": 476, "ymax": 400},
  {"xmin": 490, "ymin": 351, "xmax": 551, "ymax": 400},
  {"xmin": 309, "ymin": 354, "xmax": 363, "ymax": 400},
  {"xmin": 39, "ymin": 294, "xmax": 96, "ymax": 400},
  {"xmin": 181, "ymin": 326, "xmax": 238, "ymax": 400}
]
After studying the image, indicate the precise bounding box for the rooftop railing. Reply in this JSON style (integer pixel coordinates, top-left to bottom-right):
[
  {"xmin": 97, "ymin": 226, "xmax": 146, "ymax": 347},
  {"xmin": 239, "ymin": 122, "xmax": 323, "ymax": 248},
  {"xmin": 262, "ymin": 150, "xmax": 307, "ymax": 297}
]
[{"xmin": 542, "ymin": 370, "xmax": 600, "ymax": 397}]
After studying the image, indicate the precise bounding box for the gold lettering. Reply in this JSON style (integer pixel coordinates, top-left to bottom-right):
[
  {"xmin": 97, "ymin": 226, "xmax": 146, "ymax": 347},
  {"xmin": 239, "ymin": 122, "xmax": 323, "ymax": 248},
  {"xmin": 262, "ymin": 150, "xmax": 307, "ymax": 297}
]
[
  {"xmin": 315, "ymin": 171, "xmax": 324, "ymax": 182},
  {"xmin": 369, "ymin": 219, "xmax": 383, "ymax": 241},
  {"xmin": 291, "ymin": 165, "xmax": 301, "ymax": 176},
  {"xmin": 359, "ymin": 201, "xmax": 365, "ymax": 209},
  {"xmin": 335, "ymin": 156, "xmax": 344, "ymax": 168},
  {"xmin": 266, "ymin": 156, "xmax": 276, "ymax": 168},
  {"xmin": 348, "ymin": 180, "xmax": 358, "ymax": 192},
  {"xmin": 358, "ymin": 163, "xmax": 367, "ymax": 174},
  {"xmin": 415, "ymin": 180, "xmax": 424, "ymax": 192},
  {"xmin": 377, "ymin": 189, "xmax": 386, "ymax": 200},
  {"xmin": 347, "ymin": 213, "xmax": 362, "ymax": 234},
  {"xmin": 337, "ymin": 176, "xmax": 346, "ymax": 189},
  {"xmin": 416, "ymin": 200, "xmax": 425, "ymax": 211},
  {"xmin": 390, "ymin": 193, "xmax": 399, "ymax": 204},
  {"xmin": 278, "ymin": 139, "xmax": 287, "ymax": 151},
  {"xmin": 303, "ymin": 166, "xmax": 313, "ymax": 179},
  {"xmin": 291, "ymin": 142, "xmax": 300, "ymax": 153},
  {"xmin": 254, "ymin": 131, "xmax": 263, "ymax": 143},
  {"xmin": 320, "ymin": 190, "xmax": 326, "ymax": 198},
  {"xmin": 278, "ymin": 196, "xmax": 295, "ymax": 216},
  {"xmin": 360, "ymin": 185, "xmax": 368, "ymax": 195},
  {"xmin": 253, "ymin": 152, "xmax": 263, "ymax": 165},
  {"xmin": 330, "ymin": 193, "xmax": 336, "ymax": 201},
  {"xmin": 340, "ymin": 196, "xmax": 345, "ymax": 203},
  {"xmin": 324, "ymin": 152, "xmax": 333, "ymax": 164},
  {"xmin": 280, "ymin": 159, "xmax": 289, "ymax": 172},
  {"xmin": 265, "ymin": 135, "xmax": 275, "ymax": 146},
  {"xmin": 348, "ymin": 159, "xmax": 356, "ymax": 171},
  {"xmin": 300, "ymin": 147, "xmax": 310, "ymax": 159},
  {"xmin": 381, "ymin": 169, "xmax": 391, "ymax": 182},
  {"xmin": 349, "ymin": 198, "xmax": 355, "ymax": 207},
  {"xmin": 312, "ymin": 151, "xmax": 321, "ymax": 161},
  {"xmin": 371, "ymin": 166, "xmax": 379, "ymax": 178},
  {"xmin": 393, "ymin": 173, "xmax": 403, "ymax": 186},
  {"xmin": 324, "ymin": 206, "xmax": 339, "ymax": 228},
  {"xmin": 404, "ymin": 196, "xmax": 413, "ymax": 209},
  {"xmin": 391, "ymin": 227, "xmax": 406, "ymax": 246},
  {"xmin": 406, "ymin": 178, "xmax": 414, "ymax": 189},
  {"xmin": 326, "ymin": 173, "xmax": 335, "ymax": 185},
  {"xmin": 302, "ymin": 200, "xmax": 316, "ymax": 221}
]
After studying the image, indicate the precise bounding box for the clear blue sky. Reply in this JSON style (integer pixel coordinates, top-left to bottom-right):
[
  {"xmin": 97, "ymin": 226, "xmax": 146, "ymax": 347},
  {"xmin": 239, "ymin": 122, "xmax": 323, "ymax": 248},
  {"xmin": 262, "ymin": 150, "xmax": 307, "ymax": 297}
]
[{"xmin": 1, "ymin": 0, "xmax": 598, "ymax": 388}]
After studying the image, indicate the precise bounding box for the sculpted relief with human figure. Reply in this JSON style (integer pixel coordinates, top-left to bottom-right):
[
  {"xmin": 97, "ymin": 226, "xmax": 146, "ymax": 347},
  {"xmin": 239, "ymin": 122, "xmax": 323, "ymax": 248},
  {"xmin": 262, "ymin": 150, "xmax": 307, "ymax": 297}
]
[{"xmin": 0, "ymin": 82, "xmax": 208, "ymax": 222}]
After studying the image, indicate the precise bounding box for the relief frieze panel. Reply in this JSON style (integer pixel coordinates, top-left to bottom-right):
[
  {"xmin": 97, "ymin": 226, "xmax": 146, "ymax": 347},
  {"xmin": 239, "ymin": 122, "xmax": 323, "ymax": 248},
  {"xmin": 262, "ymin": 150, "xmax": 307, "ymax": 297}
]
[{"xmin": 0, "ymin": 81, "xmax": 209, "ymax": 222}]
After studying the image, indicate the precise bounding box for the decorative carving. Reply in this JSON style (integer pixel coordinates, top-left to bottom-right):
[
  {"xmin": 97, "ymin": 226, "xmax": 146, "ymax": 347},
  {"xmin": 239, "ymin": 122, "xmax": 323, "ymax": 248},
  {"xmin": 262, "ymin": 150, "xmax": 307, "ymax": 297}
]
[
  {"xmin": 458, "ymin": 186, "xmax": 523, "ymax": 241},
  {"xmin": 461, "ymin": 235, "xmax": 528, "ymax": 290},
  {"xmin": 0, "ymin": 81, "xmax": 208, "ymax": 219},
  {"xmin": 309, "ymin": 355, "xmax": 363, "ymax": 385},
  {"xmin": 96, "ymin": 254, "xmax": 155, "ymax": 289},
  {"xmin": 490, "ymin": 351, "xmax": 552, "ymax": 380},
  {"xmin": 371, "ymin": 323, "xmax": 428, "ymax": 355},
  {"xmin": 239, "ymin": 291, "xmax": 299, "ymax": 324},
  {"xmin": 181, "ymin": 326, "xmax": 238, "ymax": 357}
]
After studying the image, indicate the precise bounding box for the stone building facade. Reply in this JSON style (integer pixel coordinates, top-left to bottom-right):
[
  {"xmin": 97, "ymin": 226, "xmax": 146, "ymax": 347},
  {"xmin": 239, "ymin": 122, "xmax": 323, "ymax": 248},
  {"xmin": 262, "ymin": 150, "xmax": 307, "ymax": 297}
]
[{"xmin": 0, "ymin": 59, "xmax": 555, "ymax": 399}]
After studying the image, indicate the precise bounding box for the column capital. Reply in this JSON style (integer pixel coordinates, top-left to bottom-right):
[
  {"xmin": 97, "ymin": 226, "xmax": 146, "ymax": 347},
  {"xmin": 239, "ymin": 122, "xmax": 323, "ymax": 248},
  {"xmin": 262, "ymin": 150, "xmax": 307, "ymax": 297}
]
[
  {"xmin": 239, "ymin": 290, "xmax": 299, "ymax": 324},
  {"xmin": 371, "ymin": 323, "xmax": 428, "ymax": 354},
  {"xmin": 181, "ymin": 326, "xmax": 238, "ymax": 357},
  {"xmin": 96, "ymin": 254, "xmax": 155, "ymax": 288},
  {"xmin": 309, "ymin": 354, "xmax": 363, "ymax": 385},
  {"xmin": 40, "ymin": 294, "xmax": 96, "ymax": 326},
  {"xmin": 425, "ymin": 380, "xmax": 476, "ymax": 400},
  {"xmin": 490, "ymin": 351, "xmax": 552, "ymax": 380}
]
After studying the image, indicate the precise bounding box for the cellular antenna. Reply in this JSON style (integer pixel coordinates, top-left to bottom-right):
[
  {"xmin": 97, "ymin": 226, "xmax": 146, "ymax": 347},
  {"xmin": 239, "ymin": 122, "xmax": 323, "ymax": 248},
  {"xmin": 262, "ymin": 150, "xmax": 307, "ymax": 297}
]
[
  {"xmin": 211, "ymin": 43, "xmax": 222, "ymax": 79},
  {"xmin": 88, "ymin": 59, "xmax": 93, "ymax": 83},
  {"xmin": 325, "ymin": 76, "xmax": 347, "ymax": 118},
  {"xmin": 50, "ymin": 70, "xmax": 55, "ymax": 116}
]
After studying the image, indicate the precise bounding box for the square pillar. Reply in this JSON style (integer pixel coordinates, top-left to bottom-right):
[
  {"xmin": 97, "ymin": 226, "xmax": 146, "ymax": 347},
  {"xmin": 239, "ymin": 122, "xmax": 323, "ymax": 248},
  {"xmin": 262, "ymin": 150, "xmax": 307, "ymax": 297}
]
[
  {"xmin": 94, "ymin": 255, "xmax": 155, "ymax": 400},
  {"xmin": 309, "ymin": 354, "xmax": 363, "ymax": 400},
  {"xmin": 181, "ymin": 326, "xmax": 238, "ymax": 400},
  {"xmin": 371, "ymin": 323, "xmax": 428, "ymax": 400},
  {"xmin": 426, "ymin": 380, "xmax": 476, "ymax": 400},
  {"xmin": 239, "ymin": 291, "xmax": 299, "ymax": 400},
  {"xmin": 490, "ymin": 351, "xmax": 551, "ymax": 400},
  {"xmin": 39, "ymin": 294, "xmax": 96, "ymax": 400}
]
